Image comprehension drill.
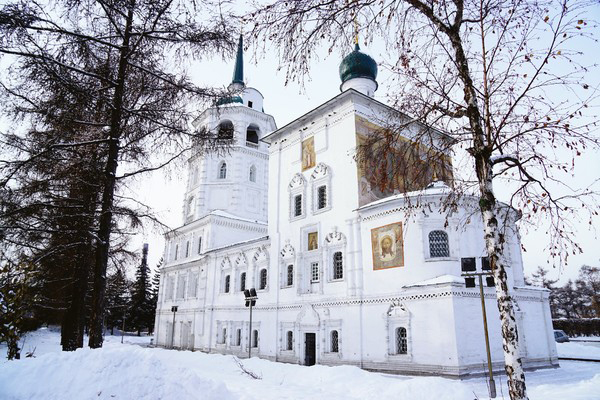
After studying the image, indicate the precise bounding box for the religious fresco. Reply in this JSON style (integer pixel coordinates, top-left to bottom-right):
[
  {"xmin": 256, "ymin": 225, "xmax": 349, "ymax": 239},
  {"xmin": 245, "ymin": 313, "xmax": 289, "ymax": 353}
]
[
  {"xmin": 307, "ymin": 231, "xmax": 319, "ymax": 251},
  {"xmin": 371, "ymin": 222, "xmax": 404, "ymax": 270},
  {"xmin": 301, "ymin": 137, "xmax": 316, "ymax": 171},
  {"xmin": 355, "ymin": 116, "xmax": 453, "ymax": 207}
]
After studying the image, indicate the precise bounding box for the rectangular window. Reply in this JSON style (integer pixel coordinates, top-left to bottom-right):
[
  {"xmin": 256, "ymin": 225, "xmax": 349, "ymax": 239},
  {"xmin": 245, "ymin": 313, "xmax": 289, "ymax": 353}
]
[
  {"xmin": 461, "ymin": 257, "xmax": 476, "ymax": 272},
  {"xmin": 287, "ymin": 331, "xmax": 293, "ymax": 351},
  {"xmin": 185, "ymin": 241, "xmax": 190, "ymax": 258},
  {"xmin": 177, "ymin": 275, "xmax": 186, "ymax": 299},
  {"xmin": 253, "ymin": 330, "xmax": 259, "ymax": 347},
  {"xmin": 294, "ymin": 194, "xmax": 302, "ymax": 217},
  {"xmin": 333, "ymin": 251, "xmax": 343, "ymax": 280},
  {"xmin": 167, "ymin": 276, "xmax": 175, "ymax": 300},
  {"xmin": 287, "ymin": 265, "xmax": 294, "ymax": 286},
  {"xmin": 331, "ymin": 330, "xmax": 339, "ymax": 353},
  {"xmin": 197, "ymin": 237, "xmax": 202, "ymax": 254},
  {"xmin": 396, "ymin": 327, "xmax": 408, "ymax": 354},
  {"xmin": 188, "ymin": 272, "xmax": 198, "ymax": 297},
  {"xmin": 311, "ymin": 262, "xmax": 319, "ymax": 282},
  {"xmin": 482, "ymin": 256, "xmax": 491, "ymax": 270},
  {"xmin": 236, "ymin": 329, "xmax": 242, "ymax": 346},
  {"xmin": 317, "ymin": 185, "xmax": 327, "ymax": 209}
]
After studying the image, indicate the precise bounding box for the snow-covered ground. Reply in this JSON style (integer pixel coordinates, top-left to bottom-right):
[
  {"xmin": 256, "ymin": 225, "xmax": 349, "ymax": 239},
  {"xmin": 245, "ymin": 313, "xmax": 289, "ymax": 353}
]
[{"xmin": 1, "ymin": 329, "xmax": 599, "ymax": 400}]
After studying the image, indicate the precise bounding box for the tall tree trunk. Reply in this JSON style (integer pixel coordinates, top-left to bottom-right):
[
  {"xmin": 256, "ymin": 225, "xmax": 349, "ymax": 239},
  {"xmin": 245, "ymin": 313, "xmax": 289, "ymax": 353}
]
[
  {"xmin": 88, "ymin": 2, "xmax": 134, "ymax": 349},
  {"xmin": 61, "ymin": 181, "xmax": 97, "ymax": 351},
  {"xmin": 449, "ymin": 21, "xmax": 529, "ymax": 400}
]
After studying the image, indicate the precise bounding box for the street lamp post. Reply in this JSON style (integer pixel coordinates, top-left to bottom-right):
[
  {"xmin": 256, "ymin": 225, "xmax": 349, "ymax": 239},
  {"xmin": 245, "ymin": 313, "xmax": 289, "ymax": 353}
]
[
  {"xmin": 244, "ymin": 288, "xmax": 258, "ymax": 359},
  {"xmin": 462, "ymin": 263, "xmax": 497, "ymax": 399},
  {"xmin": 171, "ymin": 305, "xmax": 178, "ymax": 349}
]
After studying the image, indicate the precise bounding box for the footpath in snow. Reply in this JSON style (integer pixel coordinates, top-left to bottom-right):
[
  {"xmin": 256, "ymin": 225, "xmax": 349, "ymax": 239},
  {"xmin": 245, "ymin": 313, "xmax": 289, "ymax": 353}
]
[{"xmin": 1, "ymin": 328, "xmax": 599, "ymax": 400}]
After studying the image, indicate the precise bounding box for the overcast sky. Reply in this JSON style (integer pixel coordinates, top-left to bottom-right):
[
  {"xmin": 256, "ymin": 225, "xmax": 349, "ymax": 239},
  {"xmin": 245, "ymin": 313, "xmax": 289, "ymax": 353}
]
[{"xmin": 130, "ymin": 23, "xmax": 600, "ymax": 285}]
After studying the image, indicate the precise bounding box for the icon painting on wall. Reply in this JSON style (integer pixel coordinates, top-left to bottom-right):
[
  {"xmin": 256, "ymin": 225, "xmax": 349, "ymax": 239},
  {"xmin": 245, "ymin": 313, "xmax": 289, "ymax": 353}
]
[
  {"xmin": 371, "ymin": 222, "xmax": 404, "ymax": 270},
  {"xmin": 307, "ymin": 231, "xmax": 319, "ymax": 251},
  {"xmin": 301, "ymin": 137, "xmax": 316, "ymax": 171}
]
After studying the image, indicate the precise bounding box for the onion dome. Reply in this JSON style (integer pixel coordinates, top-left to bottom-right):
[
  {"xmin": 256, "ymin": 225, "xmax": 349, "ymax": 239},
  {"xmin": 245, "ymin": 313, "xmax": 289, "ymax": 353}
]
[{"xmin": 339, "ymin": 44, "xmax": 378, "ymax": 85}]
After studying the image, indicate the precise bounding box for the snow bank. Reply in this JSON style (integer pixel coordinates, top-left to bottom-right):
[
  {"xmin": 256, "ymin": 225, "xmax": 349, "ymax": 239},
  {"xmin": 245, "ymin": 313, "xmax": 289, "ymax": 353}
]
[
  {"xmin": 2, "ymin": 329, "xmax": 599, "ymax": 400},
  {"xmin": 557, "ymin": 342, "xmax": 600, "ymax": 360},
  {"xmin": 0, "ymin": 343, "xmax": 235, "ymax": 400}
]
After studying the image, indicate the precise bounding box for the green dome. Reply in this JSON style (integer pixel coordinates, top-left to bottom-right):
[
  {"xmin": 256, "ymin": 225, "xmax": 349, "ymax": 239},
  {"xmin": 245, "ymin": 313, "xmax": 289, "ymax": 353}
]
[
  {"xmin": 339, "ymin": 44, "xmax": 378, "ymax": 84},
  {"xmin": 215, "ymin": 95, "xmax": 243, "ymax": 106}
]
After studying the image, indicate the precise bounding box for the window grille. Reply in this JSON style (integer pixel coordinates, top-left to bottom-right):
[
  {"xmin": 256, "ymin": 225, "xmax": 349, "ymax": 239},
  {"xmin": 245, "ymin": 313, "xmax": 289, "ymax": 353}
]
[
  {"xmin": 429, "ymin": 230, "xmax": 450, "ymax": 257},
  {"xmin": 224, "ymin": 275, "xmax": 230, "ymax": 293},
  {"xmin": 311, "ymin": 262, "xmax": 319, "ymax": 282},
  {"xmin": 259, "ymin": 269, "xmax": 267, "ymax": 290},
  {"xmin": 333, "ymin": 251, "xmax": 343, "ymax": 280},
  {"xmin": 219, "ymin": 162, "xmax": 227, "ymax": 179},
  {"xmin": 287, "ymin": 265, "xmax": 294, "ymax": 286},
  {"xmin": 396, "ymin": 327, "xmax": 407, "ymax": 354},
  {"xmin": 253, "ymin": 330, "xmax": 258, "ymax": 347},
  {"xmin": 331, "ymin": 330, "xmax": 339, "ymax": 352},
  {"xmin": 236, "ymin": 329, "xmax": 242, "ymax": 346},
  {"xmin": 317, "ymin": 185, "xmax": 327, "ymax": 209},
  {"xmin": 240, "ymin": 272, "xmax": 246, "ymax": 291},
  {"xmin": 294, "ymin": 194, "xmax": 302, "ymax": 217},
  {"xmin": 287, "ymin": 331, "xmax": 293, "ymax": 351}
]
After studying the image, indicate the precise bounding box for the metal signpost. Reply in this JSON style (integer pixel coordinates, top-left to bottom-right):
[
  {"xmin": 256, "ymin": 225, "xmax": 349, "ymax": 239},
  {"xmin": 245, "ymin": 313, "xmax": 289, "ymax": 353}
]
[
  {"xmin": 244, "ymin": 288, "xmax": 258, "ymax": 359},
  {"xmin": 462, "ymin": 266, "xmax": 496, "ymax": 399}
]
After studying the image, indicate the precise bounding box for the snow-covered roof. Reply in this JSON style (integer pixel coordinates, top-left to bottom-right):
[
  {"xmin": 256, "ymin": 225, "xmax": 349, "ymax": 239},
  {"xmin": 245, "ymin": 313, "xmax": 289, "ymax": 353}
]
[{"xmin": 403, "ymin": 274, "xmax": 465, "ymax": 288}]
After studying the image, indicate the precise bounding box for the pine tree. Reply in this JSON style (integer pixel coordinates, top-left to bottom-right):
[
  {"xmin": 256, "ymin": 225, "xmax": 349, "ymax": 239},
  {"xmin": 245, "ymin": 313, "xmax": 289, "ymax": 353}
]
[
  {"xmin": 148, "ymin": 259, "xmax": 162, "ymax": 335},
  {"xmin": 104, "ymin": 269, "xmax": 130, "ymax": 336},
  {"xmin": 129, "ymin": 244, "xmax": 152, "ymax": 336}
]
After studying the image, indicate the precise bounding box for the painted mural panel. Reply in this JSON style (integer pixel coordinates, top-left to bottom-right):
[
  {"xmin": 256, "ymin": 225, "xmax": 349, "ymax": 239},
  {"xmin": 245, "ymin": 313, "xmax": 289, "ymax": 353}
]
[
  {"xmin": 307, "ymin": 231, "xmax": 319, "ymax": 251},
  {"xmin": 371, "ymin": 222, "xmax": 404, "ymax": 270},
  {"xmin": 301, "ymin": 137, "xmax": 316, "ymax": 171},
  {"xmin": 355, "ymin": 116, "xmax": 452, "ymax": 207}
]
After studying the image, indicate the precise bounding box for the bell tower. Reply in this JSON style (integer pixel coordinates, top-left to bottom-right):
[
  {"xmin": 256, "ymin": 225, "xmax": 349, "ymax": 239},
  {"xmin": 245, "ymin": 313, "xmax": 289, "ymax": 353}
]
[{"xmin": 181, "ymin": 34, "xmax": 276, "ymax": 232}]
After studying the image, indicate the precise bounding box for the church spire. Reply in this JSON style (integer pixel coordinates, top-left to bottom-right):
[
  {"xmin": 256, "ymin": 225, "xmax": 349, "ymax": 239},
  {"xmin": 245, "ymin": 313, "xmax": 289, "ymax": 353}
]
[{"xmin": 230, "ymin": 34, "xmax": 244, "ymax": 89}]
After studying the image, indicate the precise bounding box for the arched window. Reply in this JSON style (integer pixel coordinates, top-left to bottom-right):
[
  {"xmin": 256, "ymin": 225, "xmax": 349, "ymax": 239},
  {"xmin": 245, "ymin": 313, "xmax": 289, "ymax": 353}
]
[
  {"xmin": 240, "ymin": 272, "xmax": 246, "ymax": 291},
  {"xmin": 217, "ymin": 120, "xmax": 234, "ymax": 140},
  {"xmin": 224, "ymin": 275, "xmax": 230, "ymax": 293},
  {"xmin": 246, "ymin": 124, "xmax": 259, "ymax": 145},
  {"xmin": 286, "ymin": 331, "xmax": 293, "ymax": 351},
  {"xmin": 333, "ymin": 251, "xmax": 343, "ymax": 280},
  {"xmin": 429, "ymin": 230, "xmax": 449, "ymax": 258},
  {"xmin": 396, "ymin": 327, "xmax": 407, "ymax": 355},
  {"xmin": 218, "ymin": 162, "xmax": 227, "ymax": 179},
  {"xmin": 331, "ymin": 330, "xmax": 339, "ymax": 353},
  {"xmin": 259, "ymin": 269, "xmax": 267, "ymax": 290},
  {"xmin": 253, "ymin": 330, "xmax": 259, "ymax": 347},
  {"xmin": 249, "ymin": 165, "xmax": 257, "ymax": 182},
  {"xmin": 287, "ymin": 265, "xmax": 294, "ymax": 286}
]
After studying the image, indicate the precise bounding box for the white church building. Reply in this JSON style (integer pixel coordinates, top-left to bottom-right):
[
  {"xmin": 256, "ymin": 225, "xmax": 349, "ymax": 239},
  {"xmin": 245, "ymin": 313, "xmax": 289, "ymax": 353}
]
[{"xmin": 153, "ymin": 36, "xmax": 558, "ymax": 376}]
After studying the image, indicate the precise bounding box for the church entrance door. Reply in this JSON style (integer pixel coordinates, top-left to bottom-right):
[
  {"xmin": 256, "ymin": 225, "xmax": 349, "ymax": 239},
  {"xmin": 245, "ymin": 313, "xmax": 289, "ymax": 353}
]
[{"xmin": 304, "ymin": 332, "xmax": 316, "ymax": 366}]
